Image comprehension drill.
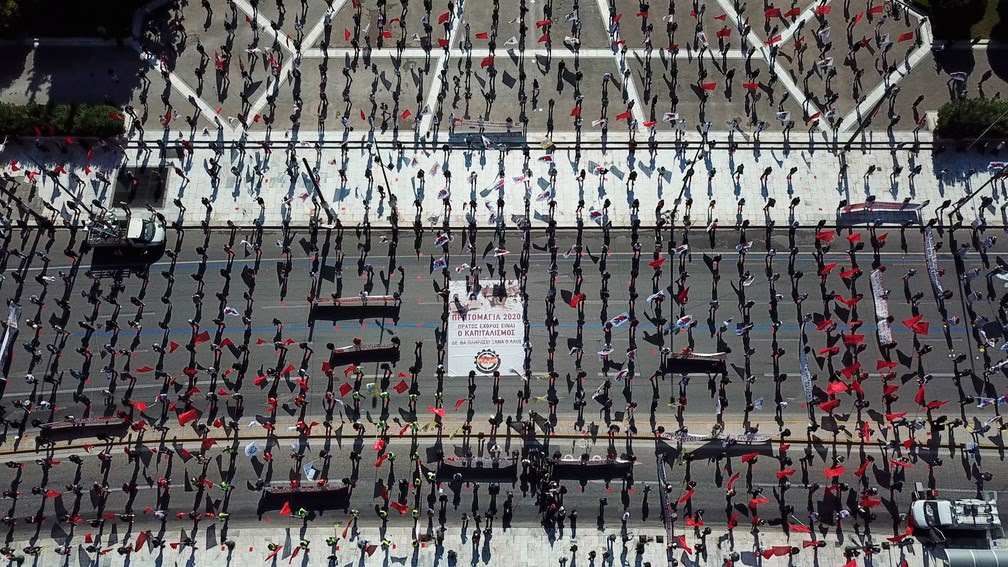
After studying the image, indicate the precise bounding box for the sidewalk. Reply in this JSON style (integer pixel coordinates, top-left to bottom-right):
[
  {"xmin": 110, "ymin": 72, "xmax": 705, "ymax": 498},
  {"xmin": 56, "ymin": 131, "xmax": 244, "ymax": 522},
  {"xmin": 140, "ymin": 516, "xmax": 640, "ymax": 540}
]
[
  {"xmin": 0, "ymin": 524, "xmax": 927, "ymax": 566},
  {"xmin": 1, "ymin": 131, "xmax": 1004, "ymax": 230}
]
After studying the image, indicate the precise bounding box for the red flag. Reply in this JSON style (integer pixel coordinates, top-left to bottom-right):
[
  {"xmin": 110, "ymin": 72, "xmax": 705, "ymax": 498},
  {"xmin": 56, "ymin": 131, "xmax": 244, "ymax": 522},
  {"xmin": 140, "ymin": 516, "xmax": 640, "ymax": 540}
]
[
  {"xmin": 915, "ymin": 385, "xmax": 926, "ymax": 406},
  {"xmin": 339, "ymin": 382, "xmax": 353, "ymax": 397},
  {"xmin": 715, "ymin": 13, "xmax": 728, "ymax": 20},
  {"xmin": 438, "ymin": 38, "xmax": 450, "ymax": 48},
  {"xmin": 855, "ymin": 459, "xmax": 871, "ymax": 477},
  {"xmin": 675, "ymin": 287, "xmax": 690, "ymax": 306},
  {"xmin": 852, "ymin": 12, "xmax": 864, "ymax": 24},
  {"xmin": 716, "ymin": 27, "xmax": 732, "ymax": 38},
  {"xmin": 648, "ymin": 256, "xmax": 666, "ymax": 268},
  {"xmin": 130, "ymin": 401, "xmax": 148, "ymax": 412},
  {"xmin": 885, "ymin": 411, "xmax": 908, "ymax": 421},
  {"xmin": 428, "ymin": 406, "xmax": 446, "ymax": 417},
  {"xmin": 455, "ymin": 398, "xmax": 467, "ymax": 410},
  {"xmin": 400, "ymin": 109, "xmax": 412, "ymax": 120},
  {"xmin": 817, "ymin": 399, "xmax": 841, "ymax": 412},
  {"xmin": 765, "ymin": 7, "xmax": 781, "ymax": 18},
  {"xmin": 819, "ymin": 262, "xmax": 838, "ymax": 276},
  {"xmin": 843, "ymin": 334, "xmax": 865, "ymax": 346},
  {"xmin": 569, "ymin": 292, "xmax": 585, "ymax": 308},
  {"xmin": 727, "ymin": 513, "xmax": 740, "ymax": 529},
  {"xmin": 742, "ymin": 81, "xmax": 758, "ymax": 91},
  {"xmin": 741, "ymin": 452, "xmax": 760, "ymax": 464},
  {"xmin": 803, "ymin": 540, "xmax": 820, "ymax": 548},
  {"xmin": 762, "ymin": 546, "xmax": 792, "ymax": 559},
  {"xmin": 749, "ymin": 496, "xmax": 770, "ymax": 508},
  {"xmin": 438, "ymin": 11, "xmax": 450, "ymax": 24},
  {"xmin": 45, "ymin": 490, "xmax": 61, "ymax": 499},
  {"xmin": 344, "ymin": 365, "xmax": 358, "ymax": 377},
  {"xmin": 475, "ymin": 31, "xmax": 488, "ymax": 39},
  {"xmin": 678, "ymin": 488, "xmax": 695, "ymax": 504},
  {"xmin": 570, "ymin": 106, "xmax": 581, "ymax": 117},
  {"xmin": 393, "ymin": 380, "xmax": 409, "ymax": 394},
  {"xmin": 819, "ymin": 346, "xmax": 840, "ymax": 356},
  {"xmin": 840, "ymin": 268, "xmax": 860, "ymax": 279},
  {"xmin": 765, "ymin": 35, "xmax": 782, "ymax": 45},
  {"xmin": 784, "ymin": 7, "xmax": 802, "ymax": 17},
  {"xmin": 136, "ymin": 366, "xmax": 154, "ymax": 374},
  {"xmin": 826, "ymin": 381, "xmax": 848, "ymax": 395},
  {"xmin": 727, "ymin": 471, "xmax": 741, "ymax": 490},
  {"xmin": 927, "ymin": 399, "xmax": 949, "ymax": 410},
  {"xmin": 279, "ymin": 502, "xmax": 292, "ymax": 516},
  {"xmin": 860, "ymin": 497, "xmax": 882, "ymax": 508},
  {"xmin": 841, "ymin": 362, "xmax": 861, "ymax": 379},
  {"xmin": 883, "ymin": 384, "xmax": 899, "ymax": 396},
  {"xmin": 791, "ymin": 524, "xmax": 812, "ymax": 533},
  {"xmin": 868, "ymin": 4, "xmax": 885, "ymax": 14},
  {"xmin": 887, "ymin": 526, "xmax": 914, "ymax": 542},
  {"xmin": 390, "ymin": 501, "xmax": 409, "ymax": 514},
  {"xmin": 823, "ymin": 465, "xmax": 845, "ymax": 478},
  {"xmin": 700, "ymin": 82, "xmax": 717, "ymax": 91},
  {"xmin": 480, "ymin": 55, "xmax": 494, "ymax": 68},
  {"xmin": 776, "ymin": 469, "xmax": 796, "ymax": 480},
  {"xmin": 814, "ymin": 5, "xmax": 831, "ymax": 14},
  {"xmin": 615, "ymin": 111, "xmax": 632, "ymax": 121},
  {"xmin": 178, "ymin": 408, "xmax": 199, "ymax": 426},
  {"xmin": 538, "ymin": 33, "xmax": 550, "ymax": 43},
  {"xmin": 876, "ymin": 359, "xmax": 899, "ymax": 371},
  {"xmin": 168, "ymin": 341, "xmax": 180, "ymax": 354},
  {"xmin": 201, "ymin": 437, "xmax": 217, "ymax": 451},
  {"xmin": 835, "ymin": 294, "xmax": 861, "ymax": 308},
  {"xmin": 194, "ymin": 330, "xmax": 211, "ymax": 345},
  {"xmin": 344, "ymin": 28, "xmax": 351, "ymax": 40},
  {"xmin": 536, "ymin": 19, "xmax": 552, "ymax": 28}
]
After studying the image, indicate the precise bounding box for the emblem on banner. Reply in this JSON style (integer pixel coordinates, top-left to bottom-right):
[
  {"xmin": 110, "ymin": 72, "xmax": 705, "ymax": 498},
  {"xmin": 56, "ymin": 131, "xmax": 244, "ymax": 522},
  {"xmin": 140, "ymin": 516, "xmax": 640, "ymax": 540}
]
[{"xmin": 474, "ymin": 349, "xmax": 502, "ymax": 373}]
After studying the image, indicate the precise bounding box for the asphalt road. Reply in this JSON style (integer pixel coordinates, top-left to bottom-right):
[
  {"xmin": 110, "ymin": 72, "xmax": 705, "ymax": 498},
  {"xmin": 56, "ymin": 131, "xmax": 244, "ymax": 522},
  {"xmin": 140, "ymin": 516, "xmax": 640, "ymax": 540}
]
[{"xmin": 1, "ymin": 220, "xmax": 1007, "ymax": 544}]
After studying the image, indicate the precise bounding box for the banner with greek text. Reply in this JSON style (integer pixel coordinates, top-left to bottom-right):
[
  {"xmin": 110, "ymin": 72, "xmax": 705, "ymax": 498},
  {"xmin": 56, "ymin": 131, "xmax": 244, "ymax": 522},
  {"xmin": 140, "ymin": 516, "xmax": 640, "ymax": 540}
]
[{"xmin": 447, "ymin": 280, "xmax": 525, "ymax": 376}]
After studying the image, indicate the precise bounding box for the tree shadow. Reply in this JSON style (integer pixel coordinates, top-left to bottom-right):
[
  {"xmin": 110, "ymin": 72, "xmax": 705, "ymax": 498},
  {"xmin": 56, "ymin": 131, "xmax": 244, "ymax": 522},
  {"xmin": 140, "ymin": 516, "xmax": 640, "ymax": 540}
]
[{"xmin": 930, "ymin": 0, "xmax": 988, "ymax": 39}]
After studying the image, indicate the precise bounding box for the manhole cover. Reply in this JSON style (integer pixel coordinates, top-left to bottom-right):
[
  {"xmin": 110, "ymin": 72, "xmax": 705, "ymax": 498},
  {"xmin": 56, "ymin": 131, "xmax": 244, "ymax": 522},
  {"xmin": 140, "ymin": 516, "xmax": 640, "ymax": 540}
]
[{"xmin": 112, "ymin": 166, "xmax": 168, "ymax": 208}]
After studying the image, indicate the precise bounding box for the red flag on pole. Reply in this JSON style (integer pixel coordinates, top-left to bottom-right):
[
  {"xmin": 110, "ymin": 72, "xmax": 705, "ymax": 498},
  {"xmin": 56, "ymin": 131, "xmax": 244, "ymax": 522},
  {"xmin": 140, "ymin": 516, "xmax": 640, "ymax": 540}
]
[
  {"xmin": 178, "ymin": 409, "xmax": 199, "ymax": 426},
  {"xmin": 823, "ymin": 465, "xmax": 845, "ymax": 478}
]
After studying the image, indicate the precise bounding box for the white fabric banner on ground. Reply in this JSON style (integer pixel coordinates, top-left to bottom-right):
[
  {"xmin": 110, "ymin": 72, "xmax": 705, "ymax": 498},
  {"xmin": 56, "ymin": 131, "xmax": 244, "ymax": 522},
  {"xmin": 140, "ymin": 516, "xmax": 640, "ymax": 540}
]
[
  {"xmin": 447, "ymin": 280, "xmax": 525, "ymax": 376},
  {"xmin": 0, "ymin": 302, "xmax": 21, "ymax": 382},
  {"xmin": 923, "ymin": 227, "xmax": 944, "ymax": 297},
  {"xmin": 870, "ymin": 269, "xmax": 894, "ymax": 346},
  {"xmin": 798, "ymin": 322, "xmax": 814, "ymax": 403}
]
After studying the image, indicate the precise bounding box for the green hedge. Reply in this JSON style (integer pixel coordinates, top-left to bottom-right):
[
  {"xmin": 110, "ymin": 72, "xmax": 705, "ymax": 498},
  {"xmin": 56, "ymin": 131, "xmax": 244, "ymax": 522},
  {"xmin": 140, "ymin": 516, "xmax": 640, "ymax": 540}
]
[
  {"xmin": 0, "ymin": 102, "xmax": 126, "ymax": 138},
  {"xmin": 936, "ymin": 98, "xmax": 1008, "ymax": 140}
]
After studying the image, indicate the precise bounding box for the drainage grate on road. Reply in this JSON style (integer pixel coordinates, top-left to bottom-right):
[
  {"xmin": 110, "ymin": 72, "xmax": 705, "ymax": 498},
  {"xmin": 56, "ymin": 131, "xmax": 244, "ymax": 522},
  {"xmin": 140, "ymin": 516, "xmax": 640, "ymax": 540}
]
[{"xmin": 111, "ymin": 166, "xmax": 168, "ymax": 209}]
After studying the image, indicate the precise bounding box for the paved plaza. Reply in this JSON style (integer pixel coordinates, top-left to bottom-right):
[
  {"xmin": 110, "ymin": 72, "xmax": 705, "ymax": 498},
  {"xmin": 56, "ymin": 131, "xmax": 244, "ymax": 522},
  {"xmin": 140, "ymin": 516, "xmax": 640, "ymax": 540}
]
[{"xmin": 0, "ymin": 0, "xmax": 1008, "ymax": 566}]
